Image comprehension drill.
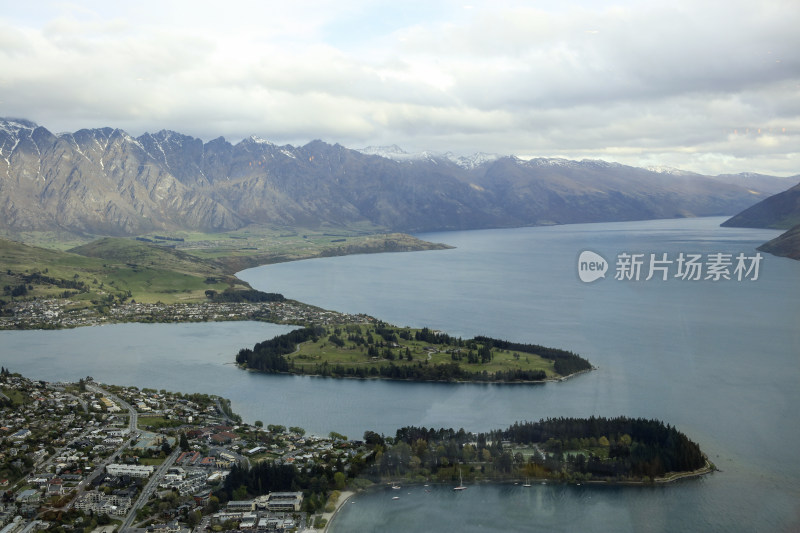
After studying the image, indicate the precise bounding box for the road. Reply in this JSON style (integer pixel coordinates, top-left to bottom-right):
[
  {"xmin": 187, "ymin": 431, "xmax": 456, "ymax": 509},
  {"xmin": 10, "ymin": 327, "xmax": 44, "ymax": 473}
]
[
  {"xmin": 86, "ymin": 383, "xmax": 139, "ymax": 432},
  {"xmin": 63, "ymin": 384, "xmax": 140, "ymax": 507},
  {"xmin": 119, "ymin": 447, "xmax": 182, "ymax": 532}
]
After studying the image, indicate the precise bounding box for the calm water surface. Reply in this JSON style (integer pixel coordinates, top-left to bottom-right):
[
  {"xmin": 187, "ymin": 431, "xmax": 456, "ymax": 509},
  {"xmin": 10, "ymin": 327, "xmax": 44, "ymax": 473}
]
[{"xmin": 2, "ymin": 217, "xmax": 799, "ymax": 532}]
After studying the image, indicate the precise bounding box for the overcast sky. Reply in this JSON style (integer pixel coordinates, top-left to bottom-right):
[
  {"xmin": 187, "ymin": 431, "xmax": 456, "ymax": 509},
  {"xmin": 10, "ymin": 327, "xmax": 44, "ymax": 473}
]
[{"xmin": 0, "ymin": 0, "xmax": 797, "ymax": 176}]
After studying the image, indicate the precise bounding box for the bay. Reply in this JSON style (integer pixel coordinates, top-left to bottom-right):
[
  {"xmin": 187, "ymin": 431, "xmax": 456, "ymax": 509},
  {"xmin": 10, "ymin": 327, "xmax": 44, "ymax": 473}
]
[{"xmin": 2, "ymin": 216, "xmax": 799, "ymax": 532}]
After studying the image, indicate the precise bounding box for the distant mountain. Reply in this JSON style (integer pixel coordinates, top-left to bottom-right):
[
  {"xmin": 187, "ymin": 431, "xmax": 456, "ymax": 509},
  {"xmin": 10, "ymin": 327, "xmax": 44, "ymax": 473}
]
[
  {"xmin": 721, "ymin": 180, "xmax": 800, "ymax": 261},
  {"xmin": 757, "ymin": 224, "xmax": 800, "ymax": 260},
  {"xmin": 357, "ymin": 145, "xmax": 501, "ymax": 169},
  {"xmin": 0, "ymin": 118, "xmax": 790, "ymax": 238},
  {"xmin": 721, "ymin": 181, "xmax": 800, "ymax": 229},
  {"xmin": 706, "ymin": 173, "xmax": 794, "ymax": 196}
]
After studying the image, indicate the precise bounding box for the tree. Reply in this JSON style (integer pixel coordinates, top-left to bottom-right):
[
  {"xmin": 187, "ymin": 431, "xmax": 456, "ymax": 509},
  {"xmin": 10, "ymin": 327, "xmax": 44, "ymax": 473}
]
[
  {"xmin": 232, "ymin": 485, "xmax": 248, "ymax": 501},
  {"xmin": 179, "ymin": 432, "xmax": 190, "ymax": 451},
  {"xmin": 333, "ymin": 471, "xmax": 346, "ymax": 490},
  {"xmin": 363, "ymin": 431, "xmax": 385, "ymax": 448},
  {"xmin": 462, "ymin": 444, "xmax": 477, "ymax": 463},
  {"xmin": 186, "ymin": 510, "xmax": 202, "ymax": 528},
  {"xmin": 207, "ymin": 495, "xmax": 220, "ymax": 512}
]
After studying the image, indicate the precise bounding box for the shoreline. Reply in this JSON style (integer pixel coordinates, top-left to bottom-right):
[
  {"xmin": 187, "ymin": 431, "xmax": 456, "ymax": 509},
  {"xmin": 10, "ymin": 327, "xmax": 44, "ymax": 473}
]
[
  {"xmin": 318, "ymin": 490, "xmax": 354, "ymax": 533},
  {"xmin": 241, "ymin": 365, "xmax": 593, "ymax": 385},
  {"xmin": 320, "ymin": 464, "xmax": 715, "ymax": 532}
]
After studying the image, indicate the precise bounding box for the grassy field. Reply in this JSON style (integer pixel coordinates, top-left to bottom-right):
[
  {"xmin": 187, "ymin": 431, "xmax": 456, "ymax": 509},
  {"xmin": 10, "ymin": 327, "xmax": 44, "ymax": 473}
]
[
  {"xmin": 283, "ymin": 324, "xmax": 562, "ymax": 380},
  {"xmin": 165, "ymin": 223, "xmax": 450, "ymax": 271},
  {"xmin": 1, "ymin": 224, "xmax": 449, "ymax": 315},
  {"xmin": 0, "ymin": 386, "xmax": 28, "ymax": 406},
  {"xmin": 8, "ymin": 222, "xmax": 450, "ymax": 268},
  {"xmin": 137, "ymin": 415, "xmax": 184, "ymax": 430},
  {"xmin": 0, "ymin": 237, "xmax": 241, "ymax": 308}
]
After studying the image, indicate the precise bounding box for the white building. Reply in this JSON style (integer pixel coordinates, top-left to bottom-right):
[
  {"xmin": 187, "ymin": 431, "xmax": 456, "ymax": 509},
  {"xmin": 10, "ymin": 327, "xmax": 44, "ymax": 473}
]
[{"xmin": 106, "ymin": 464, "xmax": 154, "ymax": 478}]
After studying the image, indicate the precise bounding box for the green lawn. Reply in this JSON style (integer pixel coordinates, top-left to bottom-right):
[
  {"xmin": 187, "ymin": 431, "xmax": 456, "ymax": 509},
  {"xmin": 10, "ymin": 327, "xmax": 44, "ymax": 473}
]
[
  {"xmin": 137, "ymin": 416, "xmax": 184, "ymax": 430},
  {"xmin": 286, "ymin": 324, "xmax": 560, "ymax": 379}
]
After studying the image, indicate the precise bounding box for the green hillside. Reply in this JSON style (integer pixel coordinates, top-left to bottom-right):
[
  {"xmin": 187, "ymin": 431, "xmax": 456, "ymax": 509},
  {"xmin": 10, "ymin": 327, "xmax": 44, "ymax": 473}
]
[{"xmin": 0, "ymin": 237, "xmax": 245, "ymax": 314}]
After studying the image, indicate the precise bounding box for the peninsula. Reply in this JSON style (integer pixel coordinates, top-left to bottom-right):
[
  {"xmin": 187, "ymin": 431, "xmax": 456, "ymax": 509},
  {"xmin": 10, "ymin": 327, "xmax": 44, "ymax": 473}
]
[
  {"xmin": 0, "ymin": 229, "xmax": 449, "ymax": 330},
  {"xmin": 235, "ymin": 324, "xmax": 593, "ymax": 383},
  {"xmin": 0, "ymin": 232, "xmax": 596, "ymax": 382}
]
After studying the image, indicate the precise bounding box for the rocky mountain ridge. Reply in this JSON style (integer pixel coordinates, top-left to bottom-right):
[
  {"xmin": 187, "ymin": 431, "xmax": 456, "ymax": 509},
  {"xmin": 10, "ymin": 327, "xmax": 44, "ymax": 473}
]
[{"xmin": 1, "ymin": 118, "xmax": 794, "ymax": 238}]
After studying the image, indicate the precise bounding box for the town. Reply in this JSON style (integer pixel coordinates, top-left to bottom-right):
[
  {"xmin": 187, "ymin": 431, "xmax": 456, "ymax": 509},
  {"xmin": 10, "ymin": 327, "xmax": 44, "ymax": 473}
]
[
  {"xmin": 0, "ymin": 300, "xmax": 373, "ymax": 331},
  {"xmin": 0, "ymin": 370, "xmax": 367, "ymax": 533}
]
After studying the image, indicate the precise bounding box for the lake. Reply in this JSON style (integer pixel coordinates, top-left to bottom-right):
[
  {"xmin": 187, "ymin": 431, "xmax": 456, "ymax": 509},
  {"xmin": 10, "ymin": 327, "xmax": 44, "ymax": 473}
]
[{"xmin": 2, "ymin": 217, "xmax": 799, "ymax": 532}]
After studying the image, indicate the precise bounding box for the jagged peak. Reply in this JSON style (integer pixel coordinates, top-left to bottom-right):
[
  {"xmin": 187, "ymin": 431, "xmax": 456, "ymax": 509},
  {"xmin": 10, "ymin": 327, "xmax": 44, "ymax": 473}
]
[
  {"xmin": 244, "ymin": 135, "xmax": 276, "ymax": 146},
  {"xmin": 0, "ymin": 118, "xmax": 38, "ymax": 135}
]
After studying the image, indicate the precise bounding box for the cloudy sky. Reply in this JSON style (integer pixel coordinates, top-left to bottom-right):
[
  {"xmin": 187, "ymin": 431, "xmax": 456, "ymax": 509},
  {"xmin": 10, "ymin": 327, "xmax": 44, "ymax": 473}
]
[{"xmin": 0, "ymin": 0, "xmax": 798, "ymax": 175}]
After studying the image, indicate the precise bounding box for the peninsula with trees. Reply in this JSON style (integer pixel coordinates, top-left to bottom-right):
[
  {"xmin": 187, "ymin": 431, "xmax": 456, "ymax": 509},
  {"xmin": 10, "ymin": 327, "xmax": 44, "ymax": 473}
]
[
  {"xmin": 235, "ymin": 323, "xmax": 593, "ymax": 383},
  {"xmin": 0, "ymin": 370, "xmax": 713, "ymax": 533}
]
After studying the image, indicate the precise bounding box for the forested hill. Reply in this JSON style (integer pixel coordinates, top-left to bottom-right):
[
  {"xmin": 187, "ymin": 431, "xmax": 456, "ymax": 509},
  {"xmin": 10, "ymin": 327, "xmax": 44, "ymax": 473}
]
[
  {"xmin": 219, "ymin": 416, "xmax": 709, "ymax": 509},
  {"xmin": 392, "ymin": 417, "xmax": 707, "ymax": 481}
]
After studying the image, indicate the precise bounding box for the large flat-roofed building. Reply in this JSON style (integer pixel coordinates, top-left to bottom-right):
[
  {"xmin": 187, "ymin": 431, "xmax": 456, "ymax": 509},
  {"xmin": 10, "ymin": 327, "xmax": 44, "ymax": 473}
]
[
  {"xmin": 265, "ymin": 492, "xmax": 303, "ymax": 512},
  {"xmin": 225, "ymin": 500, "xmax": 255, "ymax": 512},
  {"xmin": 105, "ymin": 464, "xmax": 154, "ymax": 478}
]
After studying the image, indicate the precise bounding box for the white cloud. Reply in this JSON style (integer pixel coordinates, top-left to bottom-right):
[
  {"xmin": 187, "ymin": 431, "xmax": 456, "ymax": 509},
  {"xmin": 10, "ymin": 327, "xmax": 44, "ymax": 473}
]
[{"xmin": 0, "ymin": 0, "xmax": 797, "ymax": 176}]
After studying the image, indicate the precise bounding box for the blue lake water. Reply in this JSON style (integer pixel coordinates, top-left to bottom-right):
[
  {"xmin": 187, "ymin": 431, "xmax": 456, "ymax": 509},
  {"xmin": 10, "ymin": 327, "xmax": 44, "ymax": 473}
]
[{"xmin": 2, "ymin": 217, "xmax": 799, "ymax": 531}]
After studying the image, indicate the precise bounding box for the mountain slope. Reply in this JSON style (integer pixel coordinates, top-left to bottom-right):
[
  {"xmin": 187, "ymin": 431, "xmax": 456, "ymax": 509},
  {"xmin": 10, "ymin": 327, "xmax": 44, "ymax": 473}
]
[
  {"xmin": 757, "ymin": 224, "xmax": 800, "ymax": 260},
  {"xmin": 721, "ymin": 181, "xmax": 800, "ymax": 229},
  {"xmin": 0, "ymin": 118, "xmax": 789, "ymax": 238}
]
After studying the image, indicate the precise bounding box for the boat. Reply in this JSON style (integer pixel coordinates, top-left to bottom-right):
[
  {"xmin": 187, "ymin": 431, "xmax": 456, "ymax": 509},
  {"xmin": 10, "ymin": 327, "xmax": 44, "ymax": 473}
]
[
  {"xmin": 392, "ymin": 496, "xmax": 400, "ymax": 500},
  {"xmin": 453, "ymin": 468, "xmax": 467, "ymax": 491},
  {"xmin": 391, "ymin": 482, "xmax": 401, "ymax": 490},
  {"xmin": 523, "ymin": 478, "xmax": 531, "ymax": 487}
]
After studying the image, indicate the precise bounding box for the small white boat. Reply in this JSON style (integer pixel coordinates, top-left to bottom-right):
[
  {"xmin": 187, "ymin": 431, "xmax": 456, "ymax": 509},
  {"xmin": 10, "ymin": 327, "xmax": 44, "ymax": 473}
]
[{"xmin": 453, "ymin": 468, "xmax": 467, "ymax": 491}]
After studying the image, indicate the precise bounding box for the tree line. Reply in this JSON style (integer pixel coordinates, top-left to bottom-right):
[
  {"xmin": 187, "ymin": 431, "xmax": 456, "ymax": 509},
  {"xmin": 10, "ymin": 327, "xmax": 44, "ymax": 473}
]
[
  {"xmin": 306, "ymin": 360, "xmax": 547, "ymax": 382},
  {"xmin": 205, "ymin": 288, "xmax": 286, "ymax": 303},
  {"xmin": 213, "ymin": 416, "xmax": 706, "ymax": 519},
  {"xmin": 236, "ymin": 327, "xmax": 324, "ymax": 372},
  {"xmin": 388, "ymin": 417, "xmax": 705, "ymax": 480},
  {"xmin": 473, "ymin": 336, "xmax": 592, "ymax": 375}
]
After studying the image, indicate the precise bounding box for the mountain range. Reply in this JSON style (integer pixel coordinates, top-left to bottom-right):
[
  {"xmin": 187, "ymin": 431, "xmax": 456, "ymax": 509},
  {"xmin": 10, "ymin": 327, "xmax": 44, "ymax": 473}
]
[
  {"xmin": 1, "ymin": 118, "xmax": 795, "ymax": 239},
  {"xmin": 721, "ymin": 179, "xmax": 800, "ymax": 260}
]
